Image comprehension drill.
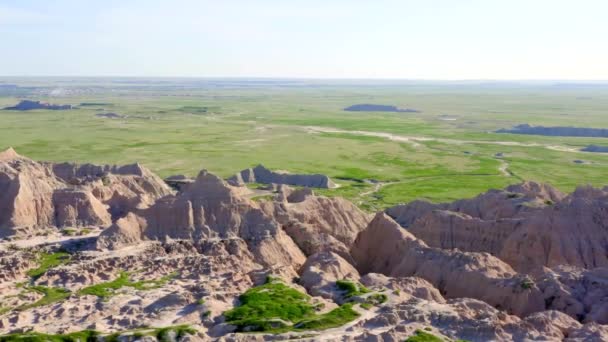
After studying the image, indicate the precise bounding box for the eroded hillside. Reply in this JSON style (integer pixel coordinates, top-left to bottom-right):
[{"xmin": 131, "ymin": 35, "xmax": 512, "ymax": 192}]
[{"xmin": 0, "ymin": 148, "xmax": 607, "ymax": 341}]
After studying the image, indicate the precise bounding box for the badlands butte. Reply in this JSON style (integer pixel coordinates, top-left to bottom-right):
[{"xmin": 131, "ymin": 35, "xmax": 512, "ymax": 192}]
[{"xmin": 0, "ymin": 147, "xmax": 607, "ymax": 342}]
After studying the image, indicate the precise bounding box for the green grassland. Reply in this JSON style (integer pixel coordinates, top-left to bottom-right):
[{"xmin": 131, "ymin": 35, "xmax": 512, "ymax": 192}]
[{"xmin": 1, "ymin": 79, "xmax": 608, "ymax": 208}]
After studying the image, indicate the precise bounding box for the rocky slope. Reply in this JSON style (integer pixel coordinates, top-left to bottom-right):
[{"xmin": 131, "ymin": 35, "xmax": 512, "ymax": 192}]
[
  {"xmin": 0, "ymin": 149, "xmax": 607, "ymax": 341},
  {"xmin": 386, "ymin": 181, "xmax": 608, "ymax": 273}
]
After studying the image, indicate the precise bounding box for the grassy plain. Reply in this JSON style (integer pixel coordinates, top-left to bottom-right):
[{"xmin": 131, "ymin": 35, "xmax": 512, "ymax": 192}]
[{"xmin": 1, "ymin": 78, "xmax": 607, "ymax": 209}]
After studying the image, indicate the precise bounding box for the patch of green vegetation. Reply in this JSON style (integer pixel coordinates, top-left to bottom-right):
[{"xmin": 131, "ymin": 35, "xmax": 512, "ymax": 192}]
[
  {"xmin": 154, "ymin": 325, "xmax": 197, "ymax": 342},
  {"xmin": 78, "ymin": 272, "xmax": 176, "ymax": 299},
  {"xmin": 405, "ymin": 330, "xmax": 444, "ymax": 342},
  {"xmin": 0, "ymin": 330, "xmax": 99, "ymax": 342},
  {"xmin": 19, "ymin": 286, "xmax": 71, "ymax": 310},
  {"xmin": 251, "ymin": 195, "xmax": 275, "ymax": 202},
  {"xmin": 365, "ymin": 293, "xmax": 388, "ymax": 305},
  {"xmin": 293, "ymin": 303, "xmax": 359, "ymax": 331},
  {"xmin": 62, "ymin": 229, "xmax": 76, "ymax": 236},
  {"xmin": 0, "ymin": 325, "xmax": 197, "ymax": 342},
  {"xmin": 335, "ymin": 280, "xmax": 370, "ymax": 298},
  {"xmin": 359, "ymin": 302, "xmax": 372, "ymax": 310},
  {"xmin": 224, "ymin": 279, "xmax": 359, "ymax": 333},
  {"xmin": 0, "ymin": 307, "xmax": 10, "ymax": 316},
  {"xmin": 224, "ymin": 280, "xmax": 315, "ymax": 330},
  {"xmin": 27, "ymin": 252, "xmax": 71, "ymax": 280}
]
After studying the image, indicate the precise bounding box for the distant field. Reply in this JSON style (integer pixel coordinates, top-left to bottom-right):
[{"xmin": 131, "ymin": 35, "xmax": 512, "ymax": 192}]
[{"xmin": 1, "ymin": 78, "xmax": 607, "ymax": 210}]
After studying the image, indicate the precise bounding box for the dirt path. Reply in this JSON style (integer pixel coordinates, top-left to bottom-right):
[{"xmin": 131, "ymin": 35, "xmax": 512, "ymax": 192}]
[
  {"xmin": 497, "ymin": 159, "xmax": 510, "ymax": 176},
  {"xmin": 304, "ymin": 126, "xmax": 583, "ymax": 153},
  {"xmin": 359, "ymin": 181, "xmax": 388, "ymax": 197}
]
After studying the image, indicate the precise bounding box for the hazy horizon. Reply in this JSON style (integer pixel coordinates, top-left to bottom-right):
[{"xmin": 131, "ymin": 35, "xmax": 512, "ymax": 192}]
[{"xmin": 2, "ymin": 0, "xmax": 608, "ymax": 80}]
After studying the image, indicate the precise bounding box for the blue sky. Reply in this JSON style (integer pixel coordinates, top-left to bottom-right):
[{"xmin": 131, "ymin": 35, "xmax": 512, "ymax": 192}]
[{"xmin": 1, "ymin": 0, "xmax": 607, "ymax": 79}]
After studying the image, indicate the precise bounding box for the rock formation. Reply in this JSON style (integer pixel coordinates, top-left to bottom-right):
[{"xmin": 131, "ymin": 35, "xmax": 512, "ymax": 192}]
[
  {"xmin": 344, "ymin": 104, "xmax": 420, "ymax": 113},
  {"xmin": 385, "ymin": 181, "xmax": 608, "ymax": 273},
  {"xmin": 496, "ymin": 123, "xmax": 608, "ymax": 138},
  {"xmin": 264, "ymin": 186, "xmax": 369, "ymax": 261},
  {"xmin": 351, "ymin": 213, "xmax": 545, "ymax": 317},
  {"xmin": 1, "ymin": 151, "xmax": 607, "ymax": 341},
  {"xmin": 582, "ymin": 144, "xmax": 608, "ymax": 153},
  {"xmin": 0, "ymin": 148, "xmax": 171, "ymax": 237},
  {"xmin": 228, "ymin": 164, "xmax": 336, "ymax": 188},
  {"xmin": 3, "ymin": 100, "xmax": 72, "ymax": 111}
]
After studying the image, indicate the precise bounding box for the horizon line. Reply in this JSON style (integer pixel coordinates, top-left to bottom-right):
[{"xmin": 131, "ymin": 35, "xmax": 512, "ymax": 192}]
[{"xmin": 1, "ymin": 75, "xmax": 608, "ymax": 83}]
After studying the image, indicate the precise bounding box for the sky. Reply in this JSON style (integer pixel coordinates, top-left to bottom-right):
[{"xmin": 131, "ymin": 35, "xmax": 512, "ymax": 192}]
[{"xmin": 1, "ymin": 0, "xmax": 607, "ymax": 79}]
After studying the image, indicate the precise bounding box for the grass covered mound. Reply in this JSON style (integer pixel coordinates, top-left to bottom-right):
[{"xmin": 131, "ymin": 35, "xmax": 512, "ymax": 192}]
[
  {"xmin": 335, "ymin": 280, "xmax": 370, "ymax": 298},
  {"xmin": 224, "ymin": 278, "xmax": 359, "ymax": 333}
]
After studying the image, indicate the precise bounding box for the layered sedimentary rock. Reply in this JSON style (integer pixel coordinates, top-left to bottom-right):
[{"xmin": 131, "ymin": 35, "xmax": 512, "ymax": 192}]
[
  {"xmin": 228, "ymin": 164, "xmax": 336, "ymax": 188},
  {"xmin": 386, "ymin": 181, "xmax": 608, "ymax": 273},
  {"xmin": 264, "ymin": 186, "xmax": 370, "ymax": 261},
  {"xmin": 299, "ymin": 251, "xmax": 360, "ymax": 299},
  {"xmin": 97, "ymin": 170, "xmax": 307, "ymax": 276},
  {"xmin": 351, "ymin": 213, "xmax": 545, "ymax": 317},
  {"xmin": 0, "ymin": 148, "xmax": 171, "ymax": 237}
]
